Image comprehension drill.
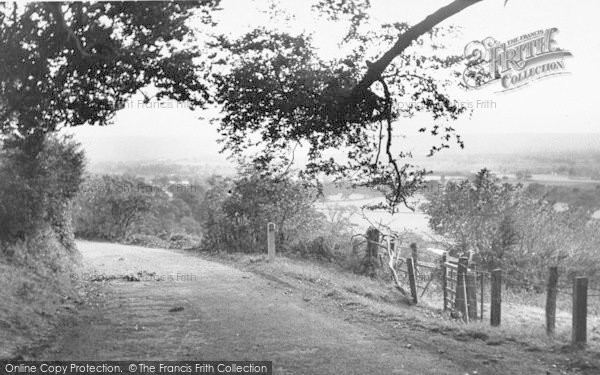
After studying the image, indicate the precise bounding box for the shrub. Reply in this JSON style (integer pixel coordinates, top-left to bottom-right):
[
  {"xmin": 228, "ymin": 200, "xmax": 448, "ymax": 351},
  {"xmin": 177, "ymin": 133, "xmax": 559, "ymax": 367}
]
[
  {"xmin": 74, "ymin": 175, "xmax": 154, "ymax": 240},
  {"xmin": 74, "ymin": 174, "xmax": 204, "ymax": 243},
  {"xmin": 200, "ymin": 167, "xmax": 324, "ymax": 253},
  {"xmin": 168, "ymin": 233, "xmax": 202, "ymax": 249},
  {"xmin": 0, "ymin": 135, "xmax": 84, "ymax": 250},
  {"xmin": 424, "ymin": 168, "xmax": 600, "ymax": 285}
]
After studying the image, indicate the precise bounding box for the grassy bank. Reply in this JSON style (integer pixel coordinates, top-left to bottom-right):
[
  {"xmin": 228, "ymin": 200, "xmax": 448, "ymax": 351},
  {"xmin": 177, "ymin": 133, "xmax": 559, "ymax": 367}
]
[{"xmin": 0, "ymin": 229, "xmax": 84, "ymax": 359}]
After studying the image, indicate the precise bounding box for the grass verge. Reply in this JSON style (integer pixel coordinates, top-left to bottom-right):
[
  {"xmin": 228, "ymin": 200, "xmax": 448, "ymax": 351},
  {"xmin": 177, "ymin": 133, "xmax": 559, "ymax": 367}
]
[{"xmin": 0, "ymin": 229, "xmax": 84, "ymax": 359}]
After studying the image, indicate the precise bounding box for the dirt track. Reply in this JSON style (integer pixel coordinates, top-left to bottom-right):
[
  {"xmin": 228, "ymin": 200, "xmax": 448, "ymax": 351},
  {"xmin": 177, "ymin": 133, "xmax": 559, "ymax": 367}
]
[{"xmin": 32, "ymin": 241, "xmax": 581, "ymax": 374}]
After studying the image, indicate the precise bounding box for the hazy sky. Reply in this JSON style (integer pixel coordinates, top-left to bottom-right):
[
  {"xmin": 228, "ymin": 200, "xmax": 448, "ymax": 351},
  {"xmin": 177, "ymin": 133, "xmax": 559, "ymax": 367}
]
[{"xmin": 67, "ymin": 0, "xmax": 600, "ymax": 162}]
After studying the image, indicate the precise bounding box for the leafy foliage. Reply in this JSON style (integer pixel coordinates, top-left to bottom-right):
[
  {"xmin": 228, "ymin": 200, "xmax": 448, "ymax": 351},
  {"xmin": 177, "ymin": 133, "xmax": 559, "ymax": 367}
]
[
  {"xmin": 200, "ymin": 165, "xmax": 325, "ymax": 253},
  {"xmin": 0, "ymin": 1, "xmax": 218, "ymax": 142},
  {"xmin": 74, "ymin": 175, "xmax": 153, "ymax": 240},
  {"xmin": 424, "ymin": 169, "xmax": 600, "ymax": 285},
  {"xmin": 312, "ymin": 0, "xmax": 372, "ymax": 42},
  {"xmin": 1, "ymin": 0, "xmax": 480, "ymax": 214},
  {"xmin": 0, "ymin": 1, "xmax": 220, "ymax": 257},
  {"xmin": 212, "ymin": 9, "xmax": 469, "ymax": 211},
  {"xmin": 73, "ymin": 175, "xmax": 203, "ymax": 245},
  {"xmin": 0, "ymin": 135, "xmax": 85, "ymax": 248}
]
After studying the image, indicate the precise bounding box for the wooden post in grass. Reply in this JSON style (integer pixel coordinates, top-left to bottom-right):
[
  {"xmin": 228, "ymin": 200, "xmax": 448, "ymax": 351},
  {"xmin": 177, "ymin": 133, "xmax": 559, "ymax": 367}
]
[
  {"xmin": 545, "ymin": 266, "xmax": 559, "ymax": 335},
  {"xmin": 480, "ymin": 272, "xmax": 485, "ymax": 321},
  {"xmin": 442, "ymin": 253, "xmax": 448, "ymax": 311},
  {"xmin": 455, "ymin": 257, "xmax": 469, "ymax": 322},
  {"xmin": 465, "ymin": 271, "xmax": 478, "ymax": 321},
  {"xmin": 407, "ymin": 257, "xmax": 418, "ymax": 304},
  {"xmin": 364, "ymin": 227, "xmax": 380, "ymax": 278},
  {"xmin": 572, "ymin": 277, "xmax": 588, "ymax": 347},
  {"xmin": 267, "ymin": 222, "xmax": 276, "ymax": 262},
  {"xmin": 410, "ymin": 243, "xmax": 418, "ymax": 275},
  {"xmin": 490, "ymin": 269, "xmax": 502, "ymax": 327}
]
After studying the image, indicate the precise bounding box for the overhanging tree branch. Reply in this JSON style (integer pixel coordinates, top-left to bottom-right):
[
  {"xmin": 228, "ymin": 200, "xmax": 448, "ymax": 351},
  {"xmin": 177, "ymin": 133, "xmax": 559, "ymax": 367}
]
[{"xmin": 350, "ymin": 0, "xmax": 482, "ymax": 100}]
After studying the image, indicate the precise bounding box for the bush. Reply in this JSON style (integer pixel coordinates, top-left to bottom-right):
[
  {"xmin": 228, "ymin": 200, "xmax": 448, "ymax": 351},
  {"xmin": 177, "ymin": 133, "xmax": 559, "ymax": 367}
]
[
  {"xmin": 74, "ymin": 175, "xmax": 154, "ymax": 240},
  {"xmin": 424, "ymin": 168, "xmax": 600, "ymax": 285},
  {"xmin": 73, "ymin": 174, "xmax": 203, "ymax": 242},
  {"xmin": 200, "ymin": 167, "xmax": 325, "ymax": 253},
  {"xmin": 0, "ymin": 134, "xmax": 85, "ymax": 358},
  {"xmin": 0, "ymin": 135, "xmax": 84, "ymax": 250},
  {"xmin": 167, "ymin": 233, "xmax": 202, "ymax": 249},
  {"xmin": 287, "ymin": 236, "xmax": 336, "ymax": 261}
]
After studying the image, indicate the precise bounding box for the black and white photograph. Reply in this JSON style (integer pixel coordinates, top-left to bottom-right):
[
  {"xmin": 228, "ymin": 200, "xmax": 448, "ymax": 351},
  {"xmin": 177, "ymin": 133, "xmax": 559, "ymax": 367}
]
[{"xmin": 1, "ymin": 1, "xmax": 599, "ymax": 374}]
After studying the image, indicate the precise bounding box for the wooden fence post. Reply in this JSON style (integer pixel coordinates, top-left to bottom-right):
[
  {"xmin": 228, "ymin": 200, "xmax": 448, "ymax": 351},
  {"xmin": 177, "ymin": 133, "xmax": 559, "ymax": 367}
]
[
  {"xmin": 410, "ymin": 243, "xmax": 418, "ymax": 275},
  {"xmin": 267, "ymin": 222, "xmax": 276, "ymax": 262},
  {"xmin": 490, "ymin": 269, "xmax": 502, "ymax": 327},
  {"xmin": 572, "ymin": 277, "xmax": 588, "ymax": 347},
  {"xmin": 363, "ymin": 227, "xmax": 380, "ymax": 278},
  {"xmin": 442, "ymin": 253, "xmax": 448, "ymax": 311},
  {"xmin": 455, "ymin": 257, "xmax": 469, "ymax": 322},
  {"xmin": 407, "ymin": 257, "xmax": 418, "ymax": 304},
  {"xmin": 545, "ymin": 266, "xmax": 559, "ymax": 336},
  {"xmin": 465, "ymin": 271, "xmax": 478, "ymax": 321},
  {"xmin": 480, "ymin": 272, "xmax": 485, "ymax": 321}
]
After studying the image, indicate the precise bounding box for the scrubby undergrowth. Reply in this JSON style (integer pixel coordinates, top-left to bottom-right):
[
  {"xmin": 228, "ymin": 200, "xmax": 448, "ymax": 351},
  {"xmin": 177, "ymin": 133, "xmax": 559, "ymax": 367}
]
[{"xmin": 0, "ymin": 228, "xmax": 83, "ymax": 359}]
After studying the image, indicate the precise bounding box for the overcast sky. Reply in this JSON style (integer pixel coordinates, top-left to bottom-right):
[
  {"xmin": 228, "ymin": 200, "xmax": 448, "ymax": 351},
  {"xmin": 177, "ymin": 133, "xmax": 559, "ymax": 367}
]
[{"xmin": 67, "ymin": 0, "xmax": 600, "ymax": 163}]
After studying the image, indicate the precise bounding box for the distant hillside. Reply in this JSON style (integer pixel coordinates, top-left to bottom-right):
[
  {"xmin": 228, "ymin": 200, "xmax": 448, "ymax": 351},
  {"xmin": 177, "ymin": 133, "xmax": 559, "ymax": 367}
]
[
  {"xmin": 411, "ymin": 133, "xmax": 600, "ymax": 175},
  {"xmin": 88, "ymin": 160, "xmax": 236, "ymax": 178},
  {"xmin": 428, "ymin": 133, "xmax": 600, "ymax": 156},
  {"xmin": 73, "ymin": 130, "xmax": 600, "ymax": 179}
]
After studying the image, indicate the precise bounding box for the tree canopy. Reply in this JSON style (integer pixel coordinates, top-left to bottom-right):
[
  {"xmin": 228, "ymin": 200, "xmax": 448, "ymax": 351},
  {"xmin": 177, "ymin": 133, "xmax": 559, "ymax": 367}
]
[
  {"xmin": 0, "ymin": 0, "xmax": 491, "ymax": 210},
  {"xmin": 0, "ymin": 1, "xmax": 219, "ymax": 151},
  {"xmin": 212, "ymin": 1, "xmax": 481, "ymax": 210}
]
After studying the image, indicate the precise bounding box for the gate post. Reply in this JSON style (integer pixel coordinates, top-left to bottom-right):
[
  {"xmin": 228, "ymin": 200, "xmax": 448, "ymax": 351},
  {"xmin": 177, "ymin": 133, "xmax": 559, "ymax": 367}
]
[
  {"xmin": 490, "ymin": 269, "xmax": 502, "ymax": 327},
  {"xmin": 407, "ymin": 257, "xmax": 418, "ymax": 304},
  {"xmin": 572, "ymin": 277, "xmax": 588, "ymax": 347},
  {"xmin": 455, "ymin": 257, "xmax": 469, "ymax": 322},
  {"xmin": 442, "ymin": 253, "xmax": 448, "ymax": 311},
  {"xmin": 410, "ymin": 243, "xmax": 418, "ymax": 275},
  {"xmin": 545, "ymin": 266, "xmax": 559, "ymax": 335},
  {"xmin": 465, "ymin": 271, "xmax": 478, "ymax": 320}
]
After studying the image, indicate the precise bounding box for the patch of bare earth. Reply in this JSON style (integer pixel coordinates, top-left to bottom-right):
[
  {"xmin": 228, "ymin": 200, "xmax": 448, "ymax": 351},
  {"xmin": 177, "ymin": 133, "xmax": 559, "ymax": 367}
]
[{"xmin": 26, "ymin": 241, "xmax": 600, "ymax": 375}]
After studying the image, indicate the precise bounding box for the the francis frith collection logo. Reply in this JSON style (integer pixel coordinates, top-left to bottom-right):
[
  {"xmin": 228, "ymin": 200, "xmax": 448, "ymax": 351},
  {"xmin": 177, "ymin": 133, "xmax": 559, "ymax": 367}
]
[{"xmin": 463, "ymin": 28, "xmax": 572, "ymax": 92}]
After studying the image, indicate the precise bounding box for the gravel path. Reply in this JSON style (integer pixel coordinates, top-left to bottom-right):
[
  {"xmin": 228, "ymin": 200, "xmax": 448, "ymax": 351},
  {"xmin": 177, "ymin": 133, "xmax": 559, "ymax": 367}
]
[
  {"xmin": 35, "ymin": 241, "xmax": 470, "ymax": 374},
  {"xmin": 33, "ymin": 241, "xmax": 580, "ymax": 375}
]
